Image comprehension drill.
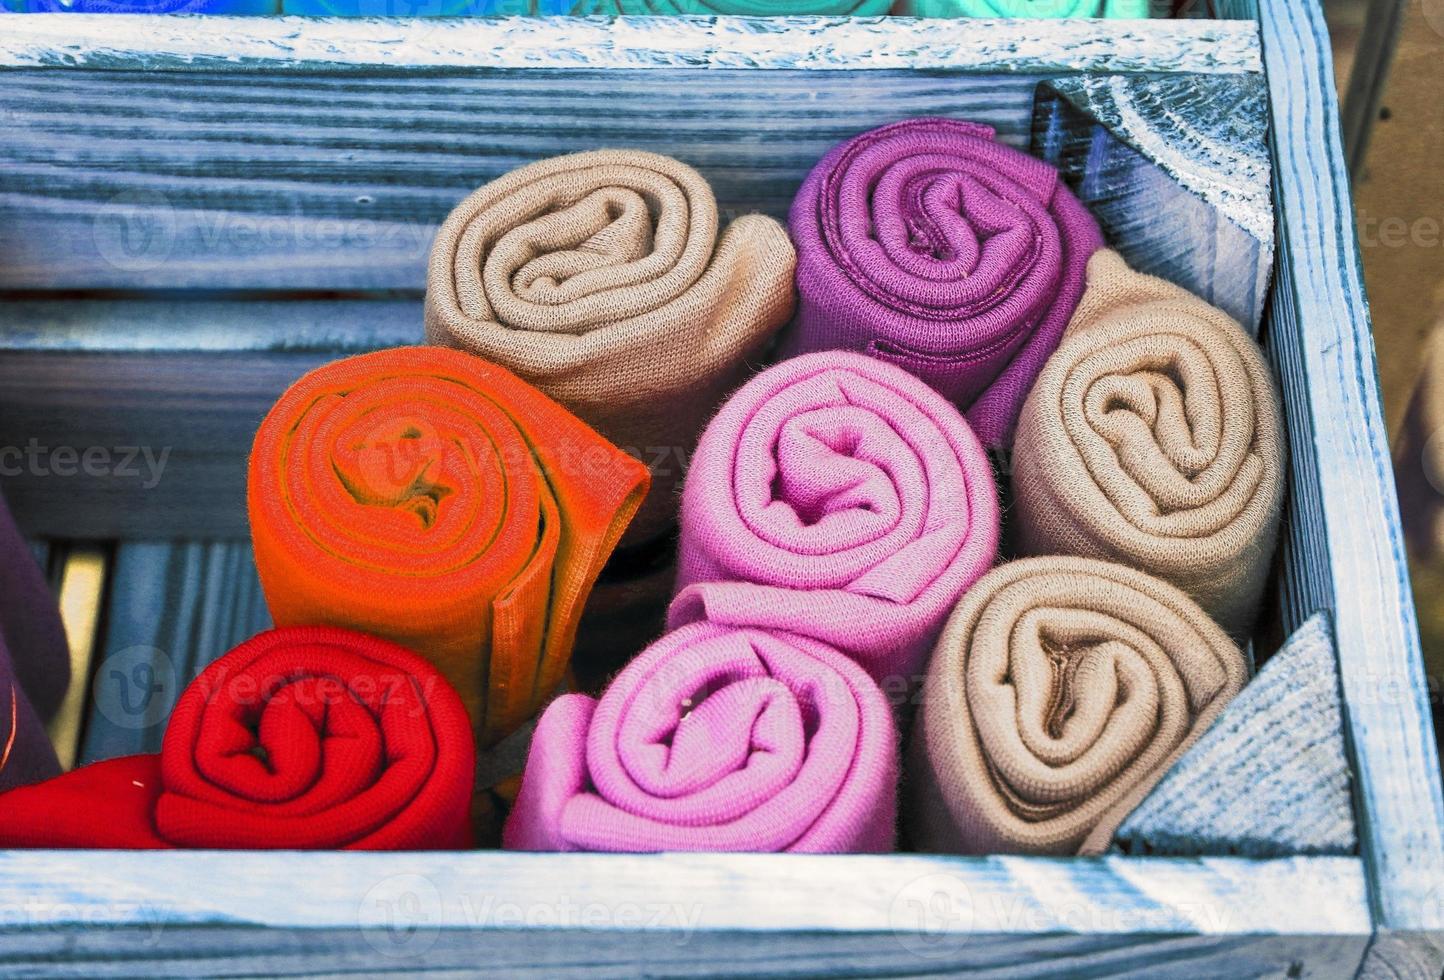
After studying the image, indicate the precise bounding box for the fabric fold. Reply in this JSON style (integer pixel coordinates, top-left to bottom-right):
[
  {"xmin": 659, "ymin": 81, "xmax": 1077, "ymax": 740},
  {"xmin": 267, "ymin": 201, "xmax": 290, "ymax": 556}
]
[
  {"xmin": 0, "ymin": 626, "xmax": 474, "ymax": 849},
  {"xmin": 906, "ymin": 556, "xmax": 1247, "ymax": 856},
  {"xmin": 425, "ymin": 149, "xmax": 797, "ymax": 546},
  {"xmin": 785, "ymin": 117, "xmax": 1103, "ymax": 448},
  {"xmin": 0, "ymin": 491, "xmax": 68, "ymax": 795},
  {"xmin": 668, "ymin": 350, "xmax": 1000, "ymax": 686},
  {"xmin": 504, "ymin": 621, "xmax": 897, "ymax": 853},
  {"xmin": 248, "ymin": 346, "xmax": 649, "ymax": 746},
  {"xmin": 1011, "ymin": 249, "xmax": 1286, "ymax": 639}
]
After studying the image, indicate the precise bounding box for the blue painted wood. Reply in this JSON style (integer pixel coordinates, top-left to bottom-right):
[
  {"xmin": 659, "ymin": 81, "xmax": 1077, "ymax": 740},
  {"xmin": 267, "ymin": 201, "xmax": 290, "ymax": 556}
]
[
  {"xmin": 0, "ymin": 851, "xmax": 1374, "ymax": 976},
  {"xmin": 1214, "ymin": 0, "xmax": 1444, "ymax": 973},
  {"xmin": 1031, "ymin": 73, "xmax": 1273, "ymax": 333},
  {"xmin": 77, "ymin": 541, "xmax": 271, "ymax": 764},
  {"xmin": 0, "ymin": 15, "xmax": 1261, "ymax": 73},
  {"xmin": 0, "ymin": 3, "xmax": 1432, "ymax": 974}
]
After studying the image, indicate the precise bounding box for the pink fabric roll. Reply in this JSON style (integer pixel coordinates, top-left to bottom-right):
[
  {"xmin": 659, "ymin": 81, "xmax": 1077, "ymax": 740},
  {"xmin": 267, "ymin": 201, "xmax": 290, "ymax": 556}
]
[
  {"xmin": 503, "ymin": 621, "xmax": 897, "ymax": 853},
  {"xmin": 668, "ymin": 351, "xmax": 1000, "ymax": 687},
  {"xmin": 786, "ymin": 117, "xmax": 1103, "ymax": 449}
]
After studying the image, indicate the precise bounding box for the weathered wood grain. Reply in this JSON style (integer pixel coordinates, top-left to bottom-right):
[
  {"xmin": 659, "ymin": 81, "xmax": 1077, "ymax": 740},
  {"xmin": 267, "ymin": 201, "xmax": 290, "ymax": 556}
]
[
  {"xmin": 0, "ymin": 851, "xmax": 1373, "ymax": 977},
  {"xmin": 0, "ymin": 15, "xmax": 1262, "ymax": 74},
  {"xmin": 0, "ymin": 69, "xmax": 1048, "ymax": 290},
  {"xmin": 1032, "ymin": 73, "xmax": 1273, "ymax": 332},
  {"xmin": 77, "ymin": 540, "xmax": 271, "ymax": 765},
  {"xmin": 1223, "ymin": 0, "xmax": 1444, "ymax": 971},
  {"xmin": 0, "ymin": 351, "xmax": 331, "ymax": 538}
]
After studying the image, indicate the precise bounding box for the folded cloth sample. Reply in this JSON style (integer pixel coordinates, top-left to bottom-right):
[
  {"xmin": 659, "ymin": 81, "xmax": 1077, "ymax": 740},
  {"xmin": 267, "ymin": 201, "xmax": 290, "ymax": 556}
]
[
  {"xmin": 668, "ymin": 351, "xmax": 999, "ymax": 686},
  {"xmin": 248, "ymin": 346, "xmax": 649, "ymax": 746},
  {"xmin": 785, "ymin": 117, "xmax": 1103, "ymax": 449},
  {"xmin": 0, "ymin": 627, "xmax": 474, "ymax": 849},
  {"xmin": 894, "ymin": 0, "xmax": 1148, "ymax": 15},
  {"xmin": 1113, "ymin": 612, "xmax": 1357, "ymax": 858},
  {"xmin": 425, "ymin": 150, "xmax": 796, "ymax": 547},
  {"xmin": 0, "ymin": 492, "xmax": 68, "ymax": 794},
  {"xmin": 504, "ymin": 621, "xmax": 897, "ymax": 852},
  {"xmin": 906, "ymin": 556, "xmax": 1247, "ymax": 856},
  {"xmin": 1011, "ymin": 250, "xmax": 1286, "ymax": 639}
]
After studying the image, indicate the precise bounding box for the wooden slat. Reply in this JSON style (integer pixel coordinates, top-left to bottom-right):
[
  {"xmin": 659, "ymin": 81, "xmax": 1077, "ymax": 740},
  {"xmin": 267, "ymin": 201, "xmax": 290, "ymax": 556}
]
[
  {"xmin": 0, "ymin": 69, "xmax": 1047, "ymax": 290},
  {"xmin": 78, "ymin": 540, "xmax": 271, "ymax": 765},
  {"xmin": 0, "ymin": 16, "xmax": 1262, "ymax": 74},
  {"xmin": 0, "ymin": 851, "xmax": 1373, "ymax": 976},
  {"xmin": 1225, "ymin": 0, "xmax": 1444, "ymax": 971},
  {"xmin": 0, "ymin": 350, "xmax": 330, "ymax": 538}
]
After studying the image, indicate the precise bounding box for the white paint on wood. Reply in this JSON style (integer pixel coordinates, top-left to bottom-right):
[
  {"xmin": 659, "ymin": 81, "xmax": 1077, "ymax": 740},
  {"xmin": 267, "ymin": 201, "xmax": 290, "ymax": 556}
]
[{"xmin": 0, "ymin": 14, "xmax": 1262, "ymax": 73}]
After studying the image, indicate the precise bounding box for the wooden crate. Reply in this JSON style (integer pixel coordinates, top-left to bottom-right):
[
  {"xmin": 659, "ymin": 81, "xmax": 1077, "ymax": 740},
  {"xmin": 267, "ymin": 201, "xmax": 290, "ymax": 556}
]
[{"xmin": 0, "ymin": 7, "xmax": 1441, "ymax": 977}]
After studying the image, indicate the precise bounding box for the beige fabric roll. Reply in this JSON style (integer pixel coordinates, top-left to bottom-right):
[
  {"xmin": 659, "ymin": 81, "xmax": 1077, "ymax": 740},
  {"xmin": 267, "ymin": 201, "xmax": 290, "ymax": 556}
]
[
  {"xmin": 905, "ymin": 556, "xmax": 1247, "ymax": 856},
  {"xmin": 425, "ymin": 150, "xmax": 798, "ymax": 546},
  {"xmin": 1011, "ymin": 250, "xmax": 1285, "ymax": 639}
]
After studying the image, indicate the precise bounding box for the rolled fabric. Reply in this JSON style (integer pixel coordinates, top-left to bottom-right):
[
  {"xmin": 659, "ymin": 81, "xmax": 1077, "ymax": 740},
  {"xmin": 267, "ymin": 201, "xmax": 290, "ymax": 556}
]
[
  {"xmin": 786, "ymin": 117, "xmax": 1103, "ymax": 449},
  {"xmin": 1011, "ymin": 250, "xmax": 1286, "ymax": 639},
  {"xmin": 425, "ymin": 150, "xmax": 796, "ymax": 547},
  {"xmin": 895, "ymin": 0, "xmax": 1148, "ymax": 16},
  {"xmin": 0, "ymin": 492, "xmax": 68, "ymax": 794},
  {"xmin": 0, "ymin": 627, "xmax": 474, "ymax": 849},
  {"xmin": 668, "ymin": 351, "xmax": 1000, "ymax": 686},
  {"xmin": 248, "ymin": 346, "xmax": 649, "ymax": 746},
  {"xmin": 906, "ymin": 557, "xmax": 1247, "ymax": 856},
  {"xmin": 504, "ymin": 621, "xmax": 897, "ymax": 853}
]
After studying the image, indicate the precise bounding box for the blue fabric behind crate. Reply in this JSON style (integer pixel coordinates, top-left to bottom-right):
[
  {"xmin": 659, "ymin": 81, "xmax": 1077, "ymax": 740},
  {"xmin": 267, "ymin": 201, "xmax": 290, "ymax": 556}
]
[{"xmin": 1114, "ymin": 613, "xmax": 1357, "ymax": 858}]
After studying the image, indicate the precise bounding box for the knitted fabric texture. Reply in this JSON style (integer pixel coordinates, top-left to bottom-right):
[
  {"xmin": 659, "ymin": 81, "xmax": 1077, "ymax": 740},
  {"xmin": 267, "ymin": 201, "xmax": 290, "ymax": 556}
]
[
  {"xmin": 0, "ymin": 492, "xmax": 68, "ymax": 794},
  {"xmin": 425, "ymin": 149, "xmax": 796, "ymax": 546},
  {"xmin": 905, "ymin": 557, "xmax": 1246, "ymax": 856},
  {"xmin": 785, "ymin": 117, "xmax": 1103, "ymax": 449},
  {"xmin": 0, "ymin": 627, "xmax": 475, "ymax": 849},
  {"xmin": 1011, "ymin": 250, "xmax": 1286, "ymax": 639},
  {"xmin": 895, "ymin": 0, "xmax": 1148, "ymax": 14},
  {"xmin": 1114, "ymin": 612, "xmax": 1357, "ymax": 857},
  {"xmin": 668, "ymin": 351, "xmax": 1000, "ymax": 687},
  {"xmin": 504, "ymin": 621, "xmax": 897, "ymax": 853},
  {"xmin": 248, "ymin": 346, "xmax": 649, "ymax": 746}
]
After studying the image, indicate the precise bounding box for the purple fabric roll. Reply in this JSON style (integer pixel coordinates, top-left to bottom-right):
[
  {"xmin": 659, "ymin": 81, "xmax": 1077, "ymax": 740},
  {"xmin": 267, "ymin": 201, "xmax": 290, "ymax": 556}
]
[
  {"xmin": 786, "ymin": 117, "xmax": 1104, "ymax": 449},
  {"xmin": 504, "ymin": 621, "xmax": 897, "ymax": 853},
  {"xmin": 0, "ymin": 492, "xmax": 67, "ymax": 793}
]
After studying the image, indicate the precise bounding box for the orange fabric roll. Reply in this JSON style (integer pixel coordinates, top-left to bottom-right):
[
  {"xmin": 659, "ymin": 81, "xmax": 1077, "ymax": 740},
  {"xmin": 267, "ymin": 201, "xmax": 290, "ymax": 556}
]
[{"xmin": 248, "ymin": 346, "xmax": 649, "ymax": 745}]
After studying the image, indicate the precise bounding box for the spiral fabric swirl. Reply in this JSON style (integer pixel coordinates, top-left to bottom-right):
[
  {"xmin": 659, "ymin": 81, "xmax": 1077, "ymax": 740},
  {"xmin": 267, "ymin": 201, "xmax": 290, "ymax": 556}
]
[
  {"xmin": 905, "ymin": 557, "xmax": 1246, "ymax": 856},
  {"xmin": 668, "ymin": 351, "xmax": 1000, "ymax": 686},
  {"xmin": 425, "ymin": 150, "xmax": 796, "ymax": 546},
  {"xmin": 0, "ymin": 627, "xmax": 475, "ymax": 850},
  {"xmin": 248, "ymin": 346, "xmax": 649, "ymax": 745},
  {"xmin": 786, "ymin": 117, "xmax": 1102, "ymax": 449},
  {"xmin": 1011, "ymin": 250, "xmax": 1286, "ymax": 639},
  {"xmin": 504, "ymin": 622, "xmax": 897, "ymax": 853}
]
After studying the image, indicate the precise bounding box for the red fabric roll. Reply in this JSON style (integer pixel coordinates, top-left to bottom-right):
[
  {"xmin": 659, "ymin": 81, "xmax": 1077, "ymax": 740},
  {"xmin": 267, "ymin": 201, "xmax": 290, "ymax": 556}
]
[{"xmin": 0, "ymin": 627, "xmax": 474, "ymax": 850}]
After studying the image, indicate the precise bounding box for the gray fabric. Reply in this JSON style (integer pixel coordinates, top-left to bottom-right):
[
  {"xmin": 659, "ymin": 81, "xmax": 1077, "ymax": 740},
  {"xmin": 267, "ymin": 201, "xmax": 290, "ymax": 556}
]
[{"xmin": 1113, "ymin": 612, "xmax": 1357, "ymax": 857}]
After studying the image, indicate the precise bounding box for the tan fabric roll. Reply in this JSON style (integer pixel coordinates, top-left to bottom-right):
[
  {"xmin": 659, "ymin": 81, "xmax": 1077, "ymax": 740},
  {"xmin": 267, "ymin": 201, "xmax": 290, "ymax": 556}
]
[
  {"xmin": 905, "ymin": 556, "xmax": 1247, "ymax": 856},
  {"xmin": 1011, "ymin": 250, "xmax": 1285, "ymax": 639},
  {"xmin": 425, "ymin": 150, "xmax": 798, "ymax": 546}
]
